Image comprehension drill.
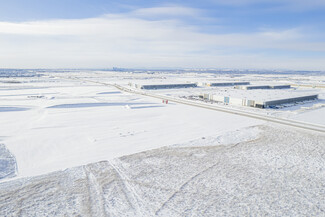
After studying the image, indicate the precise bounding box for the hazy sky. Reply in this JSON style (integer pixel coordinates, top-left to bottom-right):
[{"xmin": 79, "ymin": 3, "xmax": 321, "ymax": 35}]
[{"xmin": 0, "ymin": 0, "xmax": 325, "ymax": 70}]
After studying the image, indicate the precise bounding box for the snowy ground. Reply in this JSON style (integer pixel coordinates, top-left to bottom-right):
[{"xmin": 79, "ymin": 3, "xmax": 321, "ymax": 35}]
[
  {"xmin": 0, "ymin": 125, "xmax": 324, "ymax": 216},
  {"xmin": 0, "ymin": 70, "xmax": 324, "ymax": 216},
  {"xmin": 0, "ymin": 144, "xmax": 17, "ymax": 179},
  {"xmin": 0, "ymin": 75, "xmax": 262, "ymax": 178},
  {"xmin": 124, "ymin": 76, "xmax": 325, "ymax": 125}
]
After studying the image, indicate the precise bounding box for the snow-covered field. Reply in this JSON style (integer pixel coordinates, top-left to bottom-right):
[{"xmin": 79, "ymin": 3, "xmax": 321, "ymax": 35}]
[
  {"xmin": 0, "ymin": 125, "xmax": 324, "ymax": 216},
  {"xmin": 0, "ymin": 76, "xmax": 261, "ymax": 178},
  {"xmin": 0, "ymin": 69, "xmax": 324, "ymax": 216},
  {"xmin": 0, "ymin": 144, "xmax": 17, "ymax": 180}
]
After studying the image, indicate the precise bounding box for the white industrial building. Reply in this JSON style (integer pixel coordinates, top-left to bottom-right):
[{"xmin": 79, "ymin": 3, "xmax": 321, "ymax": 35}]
[
  {"xmin": 200, "ymin": 89, "xmax": 318, "ymax": 108},
  {"xmin": 129, "ymin": 81, "xmax": 250, "ymax": 89},
  {"xmin": 197, "ymin": 82, "xmax": 250, "ymax": 87},
  {"xmin": 129, "ymin": 82, "xmax": 197, "ymax": 90},
  {"xmin": 235, "ymin": 84, "xmax": 291, "ymax": 90}
]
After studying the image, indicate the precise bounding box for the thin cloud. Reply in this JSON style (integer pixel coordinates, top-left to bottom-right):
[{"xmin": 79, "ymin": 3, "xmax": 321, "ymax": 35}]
[
  {"xmin": 131, "ymin": 6, "xmax": 202, "ymax": 17},
  {"xmin": 209, "ymin": 0, "xmax": 325, "ymax": 10},
  {"xmin": 0, "ymin": 6, "xmax": 324, "ymax": 70},
  {"xmin": 210, "ymin": 0, "xmax": 325, "ymax": 6}
]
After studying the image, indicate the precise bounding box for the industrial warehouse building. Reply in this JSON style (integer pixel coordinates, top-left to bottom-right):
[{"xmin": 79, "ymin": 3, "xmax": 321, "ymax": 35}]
[
  {"xmin": 197, "ymin": 82, "xmax": 250, "ymax": 87},
  {"xmin": 235, "ymin": 84, "xmax": 291, "ymax": 90},
  {"xmin": 257, "ymin": 95, "xmax": 318, "ymax": 108},
  {"xmin": 200, "ymin": 90, "xmax": 318, "ymax": 108},
  {"xmin": 129, "ymin": 83, "xmax": 197, "ymax": 90},
  {"xmin": 129, "ymin": 81, "xmax": 250, "ymax": 89}
]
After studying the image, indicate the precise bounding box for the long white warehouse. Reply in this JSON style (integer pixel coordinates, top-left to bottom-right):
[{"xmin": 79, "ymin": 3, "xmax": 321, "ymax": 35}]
[
  {"xmin": 201, "ymin": 92, "xmax": 318, "ymax": 108},
  {"xmin": 197, "ymin": 82, "xmax": 250, "ymax": 87},
  {"xmin": 236, "ymin": 84, "xmax": 291, "ymax": 90},
  {"xmin": 129, "ymin": 83, "xmax": 197, "ymax": 89}
]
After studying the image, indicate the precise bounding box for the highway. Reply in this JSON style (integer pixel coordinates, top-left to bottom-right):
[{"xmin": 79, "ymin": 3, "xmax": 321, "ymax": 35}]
[{"xmin": 61, "ymin": 76, "xmax": 325, "ymax": 133}]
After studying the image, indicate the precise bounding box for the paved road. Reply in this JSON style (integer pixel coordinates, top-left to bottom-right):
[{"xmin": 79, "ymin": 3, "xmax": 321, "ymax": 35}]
[
  {"xmin": 114, "ymin": 84, "xmax": 325, "ymax": 133},
  {"xmin": 61, "ymin": 76, "xmax": 325, "ymax": 133}
]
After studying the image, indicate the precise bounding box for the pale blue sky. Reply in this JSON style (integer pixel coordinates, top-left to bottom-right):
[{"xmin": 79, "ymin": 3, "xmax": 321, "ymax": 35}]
[{"xmin": 0, "ymin": 0, "xmax": 325, "ymax": 70}]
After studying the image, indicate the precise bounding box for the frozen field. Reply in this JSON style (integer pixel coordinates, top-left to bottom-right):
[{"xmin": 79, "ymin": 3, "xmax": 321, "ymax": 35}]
[
  {"xmin": 0, "ymin": 125, "xmax": 324, "ymax": 216},
  {"xmin": 119, "ymin": 71, "xmax": 325, "ymax": 125},
  {"xmin": 0, "ymin": 69, "xmax": 324, "ymax": 216},
  {"xmin": 0, "ymin": 72, "xmax": 262, "ymax": 178}
]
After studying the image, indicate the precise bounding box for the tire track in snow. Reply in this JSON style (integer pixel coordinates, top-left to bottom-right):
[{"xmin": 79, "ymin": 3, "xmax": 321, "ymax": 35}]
[
  {"xmin": 84, "ymin": 166, "xmax": 106, "ymax": 217},
  {"xmin": 155, "ymin": 160, "xmax": 221, "ymax": 215},
  {"xmin": 109, "ymin": 159, "xmax": 151, "ymax": 217}
]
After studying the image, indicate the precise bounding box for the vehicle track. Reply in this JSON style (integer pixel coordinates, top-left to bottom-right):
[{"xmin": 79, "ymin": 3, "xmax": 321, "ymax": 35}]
[
  {"xmin": 109, "ymin": 159, "xmax": 151, "ymax": 217},
  {"xmin": 154, "ymin": 159, "xmax": 220, "ymax": 215}
]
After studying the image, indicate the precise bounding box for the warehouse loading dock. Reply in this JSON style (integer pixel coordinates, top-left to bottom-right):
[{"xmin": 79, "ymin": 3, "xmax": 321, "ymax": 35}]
[
  {"xmin": 260, "ymin": 95, "xmax": 318, "ymax": 108},
  {"xmin": 200, "ymin": 92, "xmax": 318, "ymax": 109}
]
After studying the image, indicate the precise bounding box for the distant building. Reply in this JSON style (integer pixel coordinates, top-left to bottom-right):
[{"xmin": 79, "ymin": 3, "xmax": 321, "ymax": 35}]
[
  {"xmin": 200, "ymin": 93, "xmax": 318, "ymax": 109},
  {"xmin": 129, "ymin": 83, "xmax": 197, "ymax": 90},
  {"xmin": 236, "ymin": 84, "xmax": 291, "ymax": 90},
  {"xmin": 197, "ymin": 82, "xmax": 250, "ymax": 87}
]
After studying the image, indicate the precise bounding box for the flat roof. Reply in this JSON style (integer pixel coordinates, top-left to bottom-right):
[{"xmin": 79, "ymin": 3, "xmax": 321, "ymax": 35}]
[{"xmin": 205, "ymin": 88, "xmax": 319, "ymax": 102}]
